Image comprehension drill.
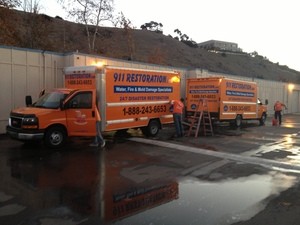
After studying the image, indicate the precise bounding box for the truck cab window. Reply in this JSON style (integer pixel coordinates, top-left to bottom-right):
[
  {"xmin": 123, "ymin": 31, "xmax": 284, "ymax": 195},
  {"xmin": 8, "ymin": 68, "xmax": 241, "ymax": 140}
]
[{"xmin": 68, "ymin": 92, "xmax": 92, "ymax": 109}]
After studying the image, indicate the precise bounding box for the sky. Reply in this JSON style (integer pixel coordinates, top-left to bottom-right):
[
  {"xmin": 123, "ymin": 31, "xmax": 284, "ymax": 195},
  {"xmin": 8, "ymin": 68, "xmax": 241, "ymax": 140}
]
[{"xmin": 38, "ymin": 0, "xmax": 300, "ymax": 72}]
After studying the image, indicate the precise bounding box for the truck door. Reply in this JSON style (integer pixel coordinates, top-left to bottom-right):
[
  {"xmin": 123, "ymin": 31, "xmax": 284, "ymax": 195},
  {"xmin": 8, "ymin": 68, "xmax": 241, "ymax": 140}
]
[{"xmin": 64, "ymin": 90, "xmax": 97, "ymax": 136}]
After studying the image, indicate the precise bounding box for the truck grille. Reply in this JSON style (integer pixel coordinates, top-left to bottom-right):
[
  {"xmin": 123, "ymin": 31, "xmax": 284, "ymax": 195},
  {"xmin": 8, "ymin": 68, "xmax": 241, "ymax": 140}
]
[{"xmin": 10, "ymin": 113, "xmax": 24, "ymax": 129}]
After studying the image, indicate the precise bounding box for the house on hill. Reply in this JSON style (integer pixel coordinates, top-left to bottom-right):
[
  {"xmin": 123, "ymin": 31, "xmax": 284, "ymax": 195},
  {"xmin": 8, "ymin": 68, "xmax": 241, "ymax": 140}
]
[{"xmin": 198, "ymin": 40, "xmax": 242, "ymax": 52}]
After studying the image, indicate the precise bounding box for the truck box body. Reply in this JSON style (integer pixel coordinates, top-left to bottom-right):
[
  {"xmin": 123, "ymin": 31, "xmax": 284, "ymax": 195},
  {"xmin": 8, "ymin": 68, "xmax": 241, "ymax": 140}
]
[
  {"xmin": 64, "ymin": 66, "xmax": 181, "ymax": 132},
  {"xmin": 7, "ymin": 65, "xmax": 181, "ymax": 148},
  {"xmin": 186, "ymin": 77, "xmax": 267, "ymax": 125}
]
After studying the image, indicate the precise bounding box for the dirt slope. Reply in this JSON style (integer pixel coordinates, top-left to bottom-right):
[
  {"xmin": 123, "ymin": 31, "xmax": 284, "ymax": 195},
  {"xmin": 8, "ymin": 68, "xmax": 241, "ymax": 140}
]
[{"xmin": 1, "ymin": 8, "xmax": 300, "ymax": 83}]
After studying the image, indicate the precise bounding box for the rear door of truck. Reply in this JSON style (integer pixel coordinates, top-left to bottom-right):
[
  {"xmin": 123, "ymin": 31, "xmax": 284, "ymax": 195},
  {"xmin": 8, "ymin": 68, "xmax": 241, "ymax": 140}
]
[
  {"xmin": 219, "ymin": 78, "xmax": 257, "ymax": 120},
  {"xmin": 186, "ymin": 78, "xmax": 220, "ymax": 113}
]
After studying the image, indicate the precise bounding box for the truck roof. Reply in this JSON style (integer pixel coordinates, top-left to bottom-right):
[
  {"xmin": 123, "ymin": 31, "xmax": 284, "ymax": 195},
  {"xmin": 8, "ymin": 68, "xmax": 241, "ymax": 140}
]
[
  {"xmin": 52, "ymin": 88, "xmax": 76, "ymax": 94},
  {"xmin": 64, "ymin": 65, "xmax": 102, "ymax": 75},
  {"xmin": 188, "ymin": 76, "xmax": 257, "ymax": 85},
  {"xmin": 64, "ymin": 65, "xmax": 180, "ymax": 75}
]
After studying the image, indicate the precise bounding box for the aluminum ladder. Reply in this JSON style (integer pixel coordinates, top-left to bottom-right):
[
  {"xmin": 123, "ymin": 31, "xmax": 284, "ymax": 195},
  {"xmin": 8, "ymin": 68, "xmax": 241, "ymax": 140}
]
[{"xmin": 187, "ymin": 98, "xmax": 214, "ymax": 137}]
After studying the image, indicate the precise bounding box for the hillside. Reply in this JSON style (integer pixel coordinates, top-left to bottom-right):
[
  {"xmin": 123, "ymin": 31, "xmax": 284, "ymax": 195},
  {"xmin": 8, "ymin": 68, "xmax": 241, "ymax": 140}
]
[{"xmin": 1, "ymin": 8, "xmax": 300, "ymax": 84}]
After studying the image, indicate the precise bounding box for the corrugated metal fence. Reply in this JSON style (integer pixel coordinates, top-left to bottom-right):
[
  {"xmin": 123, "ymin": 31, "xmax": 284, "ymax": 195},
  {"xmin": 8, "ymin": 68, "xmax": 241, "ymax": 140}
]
[{"xmin": 0, "ymin": 46, "xmax": 299, "ymax": 133}]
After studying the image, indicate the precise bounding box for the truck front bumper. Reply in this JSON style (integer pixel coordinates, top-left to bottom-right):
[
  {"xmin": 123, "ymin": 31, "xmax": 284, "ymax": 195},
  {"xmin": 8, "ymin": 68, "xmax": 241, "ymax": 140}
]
[{"xmin": 6, "ymin": 126, "xmax": 44, "ymax": 141}]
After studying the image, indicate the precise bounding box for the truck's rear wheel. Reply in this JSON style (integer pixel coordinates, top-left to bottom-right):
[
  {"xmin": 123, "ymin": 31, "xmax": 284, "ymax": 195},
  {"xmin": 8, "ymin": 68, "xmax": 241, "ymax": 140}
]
[
  {"xmin": 44, "ymin": 126, "xmax": 67, "ymax": 149},
  {"xmin": 235, "ymin": 115, "xmax": 242, "ymax": 127},
  {"xmin": 142, "ymin": 120, "xmax": 160, "ymax": 137}
]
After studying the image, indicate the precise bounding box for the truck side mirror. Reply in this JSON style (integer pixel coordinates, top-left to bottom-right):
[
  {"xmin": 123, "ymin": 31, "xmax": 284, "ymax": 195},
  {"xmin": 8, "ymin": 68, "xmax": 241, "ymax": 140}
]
[
  {"xmin": 265, "ymin": 99, "xmax": 268, "ymax": 105},
  {"xmin": 25, "ymin": 96, "xmax": 32, "ymax": 106}
]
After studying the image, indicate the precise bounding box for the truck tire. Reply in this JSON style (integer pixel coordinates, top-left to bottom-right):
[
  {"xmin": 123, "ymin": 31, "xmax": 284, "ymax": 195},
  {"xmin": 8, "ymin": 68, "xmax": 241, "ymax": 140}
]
[
  {"xmin": 259, "ymin": 113, "xmax": 267, "ymax": 125},
  {"xmin": 235, "ymin": 115, "xmax": 242, "ymax": 127},
  {"xmin": 44, "ymin": 126, "xmax": 67, "ymax": 149},
  {"xmin": 142, "ymin": 120, "xmax": 160, "ymax": 137}
]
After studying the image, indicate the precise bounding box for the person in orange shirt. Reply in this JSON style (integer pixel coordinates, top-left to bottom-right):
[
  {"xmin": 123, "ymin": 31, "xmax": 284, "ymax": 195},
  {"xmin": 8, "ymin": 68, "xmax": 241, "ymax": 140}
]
[
  {"xmin": 171, "ymin": 98, "xmax": 185, "ymax": 137},
  {"xmin": 274, "ymin": 100, "xmax": 287, "ymax": 125}
]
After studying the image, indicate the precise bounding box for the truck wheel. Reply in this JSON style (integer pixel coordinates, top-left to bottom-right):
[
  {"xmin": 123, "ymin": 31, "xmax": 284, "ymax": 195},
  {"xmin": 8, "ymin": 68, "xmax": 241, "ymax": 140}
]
[
  {"xmin": 235, "ymin": 115, "xmax": 242, "ymax": 127},
  {"xmin": 259, "ymin": 113, "xmax": 267, "ymax": 125},
  {"xmin": 44, "ymin": 126, "xmax": 67, "ymax": 149},
  {"xmin": 142, "ymin": 120, "xmax": 160, "ymax": 137}
]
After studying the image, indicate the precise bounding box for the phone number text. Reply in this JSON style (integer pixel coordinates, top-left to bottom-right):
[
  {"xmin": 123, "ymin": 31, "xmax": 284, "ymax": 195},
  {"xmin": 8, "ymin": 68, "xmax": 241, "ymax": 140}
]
[
  {"xmin": 67, "ymin": 79, "xmax": 92, "ymax": 85},
  {"xmin": 229, "ymin": 105, "xmax": 251, "ymax": 111},
  {"xmin": 122, "ymin": 105, "xmax": 167, "ymax": 116}
]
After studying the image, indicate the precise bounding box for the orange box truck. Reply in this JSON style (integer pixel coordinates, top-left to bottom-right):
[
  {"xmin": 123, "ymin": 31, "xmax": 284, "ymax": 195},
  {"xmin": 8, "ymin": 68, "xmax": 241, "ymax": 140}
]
[
  {"xmin": 186, "ymin": 77, "xmax": 267, "ymax": 126},
  {"xmin": 6, "ymin": 65, "xmax": 181, "ymax": 148}
]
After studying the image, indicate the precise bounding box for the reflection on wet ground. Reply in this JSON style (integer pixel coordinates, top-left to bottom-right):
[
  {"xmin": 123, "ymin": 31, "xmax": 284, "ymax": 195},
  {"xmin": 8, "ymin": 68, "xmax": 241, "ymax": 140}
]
[
  {"xmin": 114, "ymin": 172, "xmax": 297, "ymax": 225},
  {"xmin": 241, "ymin": 132, "xmax": 300, "ymax": 166},
  {"xmin": 0, "ymin": 137, "xmax": 298, "ymax": 225},
  {"xmin": 178, "ymin": 173, "xmax": 296, "ymax": 225},
  {"xmin": 1, "ymin": 114, "xmax": 300, "ymax": 224}
]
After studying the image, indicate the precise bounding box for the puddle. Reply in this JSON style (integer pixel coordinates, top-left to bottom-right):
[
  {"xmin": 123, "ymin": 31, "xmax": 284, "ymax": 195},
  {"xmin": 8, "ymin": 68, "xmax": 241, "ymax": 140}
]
[
  {"xmin": 115, "ymin": 172, "xmax": 297, "ymax": 225},
  {"xmin": 3, "ymin": 139, "xmax": 300, "ymax": 225},
  {"xmin": 243, "ymin": 134, "xmax": 300, "ymax": 165}
]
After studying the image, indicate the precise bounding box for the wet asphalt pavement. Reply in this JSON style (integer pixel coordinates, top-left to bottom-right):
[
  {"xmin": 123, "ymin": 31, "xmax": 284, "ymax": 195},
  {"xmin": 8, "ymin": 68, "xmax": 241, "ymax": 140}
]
[{"xmin": 1, "ymin": 114, "xmax": 300, "ymax": 225}]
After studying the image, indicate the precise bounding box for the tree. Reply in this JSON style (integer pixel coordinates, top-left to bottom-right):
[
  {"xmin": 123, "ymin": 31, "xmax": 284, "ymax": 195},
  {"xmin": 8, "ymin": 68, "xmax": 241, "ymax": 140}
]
[
  {"xmin": 173, "ymin": 28, "xmax": 198, "ymax": 48},
  {"xmin": 22, "ymin": 0, "xmax": 41, "ymax": 13},
  {"xmin": 0, "ymin": 0, "xmax": 20, "ymax": 8},
  {"xmin": 113, "ymin": 12, "xmax": 135, "ymax": 60},
  {"xmin": 113, "ymin": 11, "xmax": 133, "ymax": 29},
  {"xmin": 58, "ymin": 0, "xmax": 114, "ymax": 53},
  {"xmin": 173, "ymin": 29, "xmax": 188, "ymax": 41},
  {"xmin": 174, "ymin": 29, "xmax": 182, "ymax": 36},
  {"xmin": 140, "ymin": 21, "xmax": 163, "ymax": 33},
  {"xmin": 250, "ymin": 51, "xmax": 258, "ymax": 57}
]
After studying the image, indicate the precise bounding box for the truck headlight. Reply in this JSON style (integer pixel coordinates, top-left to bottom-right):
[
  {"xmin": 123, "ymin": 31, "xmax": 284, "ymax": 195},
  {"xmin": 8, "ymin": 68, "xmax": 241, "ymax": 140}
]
[{"xmin": 22, "ymin": 117, "xmax": 38, "ymax": 129}]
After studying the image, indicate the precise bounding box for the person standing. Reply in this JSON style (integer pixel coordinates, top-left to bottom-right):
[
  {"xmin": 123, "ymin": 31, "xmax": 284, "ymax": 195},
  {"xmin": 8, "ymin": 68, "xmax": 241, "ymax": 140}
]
[
  {"xmin": 274, "ymin": 100, "xmax": 287, "ymax": 125},
  {"xmin": 90, "ymin": 107, "xmax": 106, "ymax": 148},
  {"xmin": 171, "ymin": 98, "xmax": 185, "ymax": 137}
]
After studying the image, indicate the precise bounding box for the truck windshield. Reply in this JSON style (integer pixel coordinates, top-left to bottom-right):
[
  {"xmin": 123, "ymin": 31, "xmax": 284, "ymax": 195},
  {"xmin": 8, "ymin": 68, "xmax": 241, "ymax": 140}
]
[{"xmin": 34, "ymin": 92, "xmax": 67, "ymax": 109}]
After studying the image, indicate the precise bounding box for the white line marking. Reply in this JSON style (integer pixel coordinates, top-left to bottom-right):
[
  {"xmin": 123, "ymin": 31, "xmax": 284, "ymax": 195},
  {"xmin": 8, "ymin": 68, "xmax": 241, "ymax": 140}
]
[{"xmin": 129, "ymin": 137, "xmax": 300, "ymax": 174}]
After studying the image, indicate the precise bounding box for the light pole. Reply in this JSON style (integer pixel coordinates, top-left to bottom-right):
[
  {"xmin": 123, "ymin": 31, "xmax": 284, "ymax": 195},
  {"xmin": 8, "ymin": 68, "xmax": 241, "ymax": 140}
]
[{"xmin": 286, "ymin": 83, "xmax": 295, "ymax": 112}]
